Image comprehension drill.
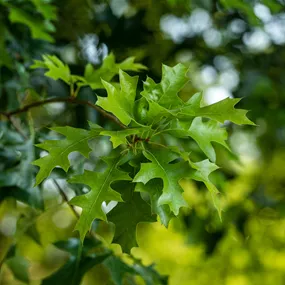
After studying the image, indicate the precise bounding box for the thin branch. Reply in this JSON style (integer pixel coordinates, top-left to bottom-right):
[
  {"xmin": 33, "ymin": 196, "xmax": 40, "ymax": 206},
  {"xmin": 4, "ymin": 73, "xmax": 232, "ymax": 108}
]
[
  {"xmin": 53, "ymin": 179, "xmax": 79, "ymax": 219},
  {"xmin": 8, "ymin": 116, "xmax": 28, "ymax": 140},
  {"xmin": 0, "ymin": 97, "xmax": 126, "ymax": 129},
  {"xmin": 53, "ymin": 179, "xmax": 104, "ymax": 242}
]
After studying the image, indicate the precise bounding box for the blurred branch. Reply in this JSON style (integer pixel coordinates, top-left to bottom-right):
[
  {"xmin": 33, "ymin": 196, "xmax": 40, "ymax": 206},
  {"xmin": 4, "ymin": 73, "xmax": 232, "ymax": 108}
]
[
  {"xmin": 53, "ymin": 179, "xmax": 80, "ymax": 219},
  {"xmin": 53, "ymin": 179, "xmax": 104, "ymax": 242},
  {"xmin": 0, "ymin": 97, "xmax": 126, "ymax": 128},
  {"xmin": 8, "ymin": 116, "xmax": 28, "ymax": 140}
]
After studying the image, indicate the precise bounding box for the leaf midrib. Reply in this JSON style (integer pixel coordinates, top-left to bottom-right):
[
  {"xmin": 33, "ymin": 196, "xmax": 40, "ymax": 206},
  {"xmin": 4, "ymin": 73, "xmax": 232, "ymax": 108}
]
[
  {"xmin": 144, "ymin": 150, "xmax": 169, "ymax": 189},
  {"xmin": 87, "ymin": 158, "xmax": 119, "ymax": 220},
  {"xmin": 49, "ymin": 133, "xmax": 96, "ymax": 166}
]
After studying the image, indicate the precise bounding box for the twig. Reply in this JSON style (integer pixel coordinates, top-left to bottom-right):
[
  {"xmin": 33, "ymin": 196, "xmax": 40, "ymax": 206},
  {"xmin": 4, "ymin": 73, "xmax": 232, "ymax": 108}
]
[
  {"xmin": 53, "ymin": 179, "xmax": 79, "ymax": 219},
  {"xmin": 53, "ymin": 179, "xmax": 102, "ymax": 242},
  {"xmin": 0, "ymin": 97, "xmax": 126, "ymax": 129},
  {"xmin": 8, "ymin": 116, "xmax": 28, "ymax": 140}
]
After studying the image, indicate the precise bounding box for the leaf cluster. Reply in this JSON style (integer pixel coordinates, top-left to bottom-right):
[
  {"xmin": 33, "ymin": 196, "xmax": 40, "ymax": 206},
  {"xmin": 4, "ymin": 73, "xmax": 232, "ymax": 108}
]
[{"xmin": 31, "ymin": 55, "xmax": 254, "ymax": 253}]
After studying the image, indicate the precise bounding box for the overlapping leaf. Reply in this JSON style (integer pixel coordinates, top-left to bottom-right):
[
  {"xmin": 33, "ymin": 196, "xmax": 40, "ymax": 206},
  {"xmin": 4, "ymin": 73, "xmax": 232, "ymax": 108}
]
[
  {"xmin": 188, "ymin": 117, "xmax": 230, "ymax": 161},
  {"xmin": 188, "ymin": 159, "xmax": 222, "ymax": 217},
  {"xmin": 134, "ymin": 147, "xmax": 222, "ymax": 219},
  {"xmin": 108, "ymin": 183, "xmax": 155, "ymax": 253},
  {"xmin": 134, "ymin": 149, "xmax": 188, "ymax": 215},
  {"xmin": 82, "ymin": 53, "xmax": 146, "ymax": 89},
  {"xmin": 167, "ymin": 117, "xmax": 230, "ymax": 162},
  {"xmin": 138, "ymin": 64, "xmax": 254, "ymax": 127},
  {"xmin": 100, "ymin": 128, "xmax": 144, "ymax": 148},
  {"xmin": 135, "ymin": 180, "xmax": 173, "ymax": 227},
  {"xmin": 31, "ymin": 53, "xmax": 145, "ymax": 90},
  {"xmin": 141, "ymin": 63, "xmax": 188, "ymax": 107},
  {"xmin": 69, "ymin": 157, "xmax": 131, "ymax": 242},
  {"xmin": 104, "ymin": 256, "xmax": 135, "ymax": 285},
  {"xmin": 30, "ymin": 60, "xmax": 254, "ymax": 250},
  {"xmin": 104, "ymin": 255, "xmax": 167, "ymax": 285},
  {"xmin": 139, "ymin": 63, "xmax": 188, "ymax": 124},
  {"xmin": 33, "ymin": 126, "xmax": 100, "ymax": 186},
  {"xmin": 97, "ymin": 70, "xmax": 139, "ymax": 126},
  {"xmin": 42, "ymin": 238, "xmax": 110, "ymax": 285},
  {"xmin": 0, "ymin": 123, "xmax": 42, "ymax": 208}
]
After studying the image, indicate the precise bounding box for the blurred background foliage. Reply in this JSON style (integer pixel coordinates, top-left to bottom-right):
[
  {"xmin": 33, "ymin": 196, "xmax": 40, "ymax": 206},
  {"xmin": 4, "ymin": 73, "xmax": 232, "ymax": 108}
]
[{"xmin": 0, "ymin": 0, "xmax": 285, "ymax": 284}]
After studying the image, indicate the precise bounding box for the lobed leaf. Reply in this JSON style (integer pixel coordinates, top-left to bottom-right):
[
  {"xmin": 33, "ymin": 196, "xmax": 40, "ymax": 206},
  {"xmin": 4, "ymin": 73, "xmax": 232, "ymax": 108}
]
[
  {"xmin": 177, "ymin": 93, "xmax": 255, "ymax": 125},
  {"xmin": 31, "ymin": 55, "xmax": 71, "ymax": 84},
  {"xmin": 134, "ymin": 148, "xmax": 188, "ymax": 215},
  {"xmin": 32, "ymin": 126, "xmax": 100, "ymax": 186},
  {"xmin": 188, "ymin": 159, "xmax": 222, "ymax": 218},
  {"xmin": 97, "ymin": 70, "xmax": 138, "ymax": 126},
  {"xmin": 42, "ymin": 238, "xmax": 110, "ymax": 285},
  {"xmin": 108, "ymin": 183, "xmax": 155, "ymax": 253},
  {"xmin": 69, "ymin": 157, "xmax": 131, "ymax": 242},
  {"xmin": 81, "ymin": 53, "xmax": 146, "ymax": 89},
  {"xmin": 141, "ymin": 63, "xmax": 188, "ymax": 108},
  {"xmin": 100, "ymin": 128, "xmax": 144, "ymax": 148},
  {"xmin": 188, "ymin": 117, "xmax": 230, "ymax": 162},
  {"xmin": 135, "ymin": 180, "xmax": 173, "ymax": 227},
  {"xmin": 104, "ymin": 256, "xmax": 167, "ymax": 285},
  {"xmin": 6, "ymin": 5, "xmax": 55, "ymax": 42}
]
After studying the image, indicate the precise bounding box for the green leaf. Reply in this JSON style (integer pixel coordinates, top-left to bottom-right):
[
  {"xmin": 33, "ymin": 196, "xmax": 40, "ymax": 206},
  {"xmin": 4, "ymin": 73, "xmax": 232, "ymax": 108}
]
[
  {"xmin": 29, "ymin": 0, "xmax": 57, "ymax": 21},
  {"xmin": 220, "ymin": 0, "xmax": 260, "ymax": 25},
  {"xmin": 132, "ymin": 260, "xmax": 168, "ymax": 285},
  {"xmin": 31, "ymin": 53, "xmax": 145, "ymax": 90},
  {"xmin": 188, "ymin": 117, "xmax": 230, "ymax": 162},
  {"xmin": 0, "ymin": 24, "xmax": 12, "ymax": 68},
  {"xmin": 0, "ymin": 124, "xmax": 42, "ymax": 208},
  {"xmin": 7, "ymin": 6, "xmax": 54, "ymax": 42},
  {"xmin": 135, "ymin": 179, "xmax": 173, "ymax": 227},
  {"xmin": 104, "ymin": 256, "xmax": 167, "ymax": 285},
  {"xmin": 108, "ymin": 183, "xmax": 155, "ymax": 253},
  {"xmin": 133, "ymin": 146, "xmax": 222, "ymax": 218},
  {"xmin": 31, "ymin": 55, "xmax": 71, "ymax": 84},
  {"xmin": 104, "ymin": 256, "xmax": 136, "ymax": 285},
  {"xmin": 188, "ymin": 159, "xmax": 222, "ymax": 218},
  {"xmin": 32, "ymin": 126, "xmax": 100, "ymax": 186},
  {"xmin": 134, "ymin": 98, "xmax": 149, "ymax": 124},
  {"xmin": 178, "ymin": 93, "xmax": 255, "ymax": 125},
  {"xmin": 100, "ymin": 128, "xmax": 143, "ymax": 148},
  {"xmin": 146, "ymin": 100, "xmax": 172, "ymax": 125},
  {"xmin": 164, "ymin": 117, "xmax": 230, "ymax": 161},
  {"xmin": 5, "ymin": 255, "xmax": 30, "ymax": 283},
  {"xmin": 134, "ymin": 148, "xmax": 188, "ymax": 215},
  {"xmin": 42, "ymin": 238, "xmax": 110, "ymax": 285},
  {"xmin": 97, "ymin": 70, "xmax": 138, "ymax": 126},
  {"xmin": 69, "ymin": 157, "xmax": 131, "ymax": 242},
  {"xmin": 81, "ymin": 53, "xmax": 146, "ymax": 89},
  {"xmin": 261, "ymin": 0, "xmax": 284, "ymax": 12},
  {"xmin": 141, "ymin": 63, "xmax": 188, "ymax": 108}
]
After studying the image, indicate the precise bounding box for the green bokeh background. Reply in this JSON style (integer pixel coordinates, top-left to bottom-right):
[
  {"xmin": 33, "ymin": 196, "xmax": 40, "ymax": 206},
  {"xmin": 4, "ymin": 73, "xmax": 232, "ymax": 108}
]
[{"xmin": 0, "ymin": 0, "xmax": 285, "ymax": 284}]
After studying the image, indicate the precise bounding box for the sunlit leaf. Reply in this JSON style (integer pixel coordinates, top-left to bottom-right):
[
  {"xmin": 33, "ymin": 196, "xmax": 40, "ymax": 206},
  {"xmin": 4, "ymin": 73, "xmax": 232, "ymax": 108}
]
[
  {"xmin": 97, "ymin": 70, "xmax": 138, "ymax": 126},
  {"xmin": 81, "ymin": 53, "xmax": 146, "ymax": 89}
]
